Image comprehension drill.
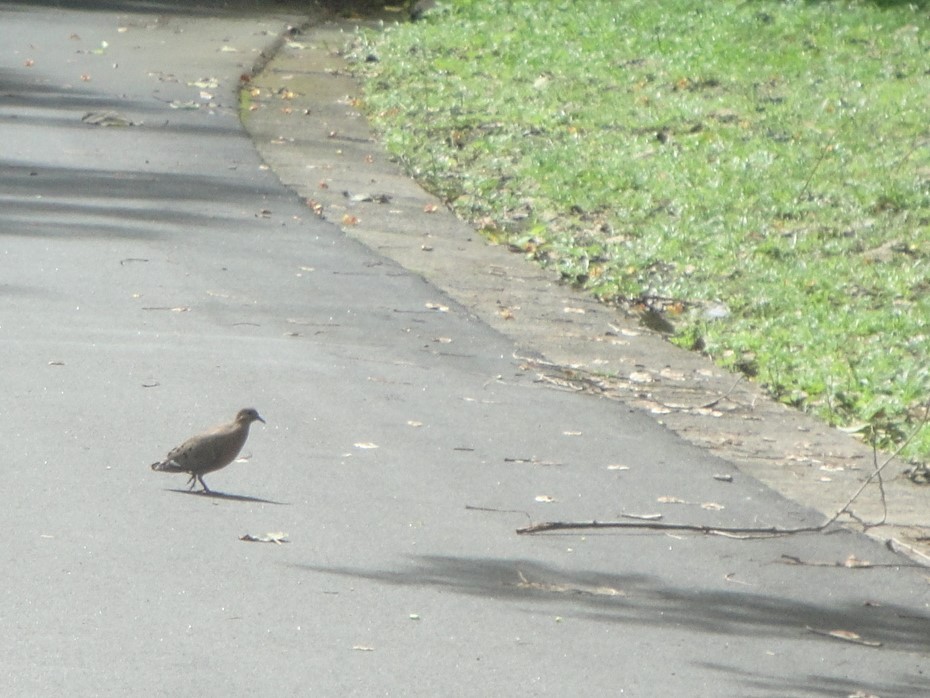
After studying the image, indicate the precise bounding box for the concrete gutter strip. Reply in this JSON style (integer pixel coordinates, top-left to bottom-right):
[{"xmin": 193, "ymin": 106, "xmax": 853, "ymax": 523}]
[{"xmin": 243, "ymin": 14, "xmax": 930, "ymax": 561}]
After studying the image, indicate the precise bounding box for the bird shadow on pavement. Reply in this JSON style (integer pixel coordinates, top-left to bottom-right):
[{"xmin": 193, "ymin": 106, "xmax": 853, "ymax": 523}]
[{"xmin": 165, "ymin": 488, "xmax": 289, "ymax": 505}]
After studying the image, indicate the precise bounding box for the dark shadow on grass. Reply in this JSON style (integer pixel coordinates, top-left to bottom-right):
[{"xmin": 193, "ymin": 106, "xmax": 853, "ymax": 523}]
[
  {"xmin": 750, "ymin": 0, "xmax": 929, "ymax": 9},
  {"xmin": 807, "ymin": 0, "xmax": 929, "ymax": 8},
  {"xmin": 166, "ymin": 488, "xmax": 288, "ymax": 505}
]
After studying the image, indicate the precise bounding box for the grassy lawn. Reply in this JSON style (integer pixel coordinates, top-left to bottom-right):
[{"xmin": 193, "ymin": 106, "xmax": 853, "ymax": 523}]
[{"xmin": 351, "ymin": 0, "xmax": 930, "ymax": 461}]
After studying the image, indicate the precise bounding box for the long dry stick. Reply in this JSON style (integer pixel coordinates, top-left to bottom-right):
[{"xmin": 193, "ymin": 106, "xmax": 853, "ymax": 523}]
[
  {"xmin": 516, "ymin": 406, "xmax": 930, "ymax": 537},
  {"xmin": 516, "ymin": 520, "xmax": 822, "ymax": 536}
]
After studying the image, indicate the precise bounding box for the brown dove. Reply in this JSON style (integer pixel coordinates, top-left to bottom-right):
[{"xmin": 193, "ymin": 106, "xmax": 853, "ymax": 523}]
[{"xmin": 150, "ymin": 408, "xmax": 265, "ymax": 493}]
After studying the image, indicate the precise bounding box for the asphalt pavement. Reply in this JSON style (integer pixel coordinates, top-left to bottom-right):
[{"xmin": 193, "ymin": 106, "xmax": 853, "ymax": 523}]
[{"xmin": 1, "ymin": 3, "xmax": 928, "ymax": 697}]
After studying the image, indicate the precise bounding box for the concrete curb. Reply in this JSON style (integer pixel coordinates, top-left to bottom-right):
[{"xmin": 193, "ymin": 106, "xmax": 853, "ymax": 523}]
[{"xmin": 243, "ymin": 12, "xmax": 930, "ymax": 562}]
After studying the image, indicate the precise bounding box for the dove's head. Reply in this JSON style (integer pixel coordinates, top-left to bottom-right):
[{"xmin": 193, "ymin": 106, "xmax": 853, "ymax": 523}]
[{"xmin": 236, "ymin": 408, "xmax": 266, "ymax": 425}]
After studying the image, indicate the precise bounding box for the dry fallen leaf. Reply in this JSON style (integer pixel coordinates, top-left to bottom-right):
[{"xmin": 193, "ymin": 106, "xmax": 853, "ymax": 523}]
[
  {"xmin": 342, "ymin": 214, "xmax": 359, "ymax": 226},
  {"xmin": 807, "ymin": 627, "xmax": 881, "ymax": 647},
  {"xmin": 425, "ymin": 302, "xmax": 448, "ymax": 312},
  {"xmin": 657, "ymin": 495, "xmax": 686, "ymax": 504},
  {"xmin": 593, "ymin": 586, "xmax": 625, "ymax": 596},
  {"xmin": 659, "ymin": 367, "xmax": 686, "ymax": 381},
  {"xmin": 240, "ymin": 532, "xmax": 289, "ymax": 544},
  {"xmin": 535, "ymin": 495, "xmax": 556, "ymax": 503},
  {"xmin": 82, "ymin": 111, "xmax": 135, "ymax": 127},
  {"xmin": 188, "ymin": 77, "xmax": 219, "ymax": 89},
  {"xmin": 843, "ymin": 555, "xmax": 872, "ymax": 568}
]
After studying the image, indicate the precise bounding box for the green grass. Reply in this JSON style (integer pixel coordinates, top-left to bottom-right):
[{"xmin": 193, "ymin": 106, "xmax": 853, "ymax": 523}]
[{"xmin": 351, "ymin": 0, "xmax": 930, "ymax": 460}]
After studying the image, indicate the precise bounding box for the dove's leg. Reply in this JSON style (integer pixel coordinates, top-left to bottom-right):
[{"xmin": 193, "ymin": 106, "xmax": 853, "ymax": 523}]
[{"xmin": 196, "ymin": 475, "xmax": 211, "ymax": 494}]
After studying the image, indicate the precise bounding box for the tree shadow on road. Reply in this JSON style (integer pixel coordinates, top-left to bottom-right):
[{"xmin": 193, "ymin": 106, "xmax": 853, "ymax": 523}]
[
  {"xmin": 293, "ymin": 553, "xmax": 929, "ymax": 697},
  {"xmin": 695, "ymin": 660, "xmax": 927, "ymax": 698}
]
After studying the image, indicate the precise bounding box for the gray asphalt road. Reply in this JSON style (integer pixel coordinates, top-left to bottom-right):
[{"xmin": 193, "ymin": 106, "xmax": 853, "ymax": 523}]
[{"xmin": 2, "ymin": 4, "xmax": 928, "ymax": 697}]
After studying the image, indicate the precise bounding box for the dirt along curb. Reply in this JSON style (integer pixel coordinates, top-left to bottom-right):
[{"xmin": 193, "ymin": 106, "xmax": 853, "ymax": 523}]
[{"xmin": 241, "ymin": 12, "xmax": 930, "ymax": 562}]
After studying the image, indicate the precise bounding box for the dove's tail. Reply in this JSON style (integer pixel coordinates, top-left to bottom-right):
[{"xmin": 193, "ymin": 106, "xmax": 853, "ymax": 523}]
[{"xmin": 150, "ymin": 460, "xmax": 184, "ymax": 473}]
